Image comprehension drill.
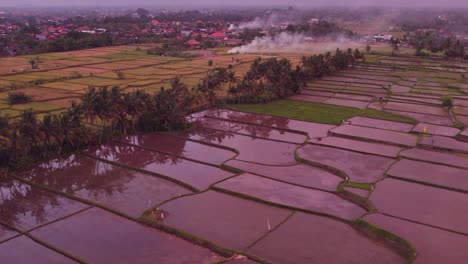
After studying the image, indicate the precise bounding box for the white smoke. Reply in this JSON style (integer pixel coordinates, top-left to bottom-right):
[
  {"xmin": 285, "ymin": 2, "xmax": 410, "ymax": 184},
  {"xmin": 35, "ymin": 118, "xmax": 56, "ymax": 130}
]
[
  {"xmin": 238, "ymin": 9, "xmax": 302, "ymax": 30},
  {"xmin": 239, "ymin": 13, "xmax": 280, "ymax": 29},
  {"xmin": 228, "ymin": 32, "xmax": 364, "ymax": 54},
  {"xmin": 228, "ymin": 32, "xmax": 306, "ymax": 54}
]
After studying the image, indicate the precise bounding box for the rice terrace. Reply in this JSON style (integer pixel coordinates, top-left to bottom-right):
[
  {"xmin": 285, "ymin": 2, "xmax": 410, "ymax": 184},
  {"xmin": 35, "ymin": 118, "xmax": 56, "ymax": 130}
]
[{"xmin": 1, "ymin": 4, "xmax": 468, "ymax": 264}]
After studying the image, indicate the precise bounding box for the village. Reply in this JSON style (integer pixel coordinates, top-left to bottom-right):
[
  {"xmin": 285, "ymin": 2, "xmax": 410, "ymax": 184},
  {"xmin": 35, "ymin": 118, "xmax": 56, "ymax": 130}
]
[{"xmin": 2, "ymin": 7, "xmax": 467, "ymax": 57}]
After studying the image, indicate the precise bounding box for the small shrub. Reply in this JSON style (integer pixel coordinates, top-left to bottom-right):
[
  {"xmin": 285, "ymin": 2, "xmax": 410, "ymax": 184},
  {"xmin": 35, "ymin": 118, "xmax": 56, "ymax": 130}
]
[
  {"xmin": 415, "ymin": 50, "xmax": 430, "ymax": 57},
  {"xmin": 115, "ymin": 71, "xmax": 124, "ymax": 79},
  {"xmin": 7, "ymin": 92, "xmax": 32, "ymax": 105},
  {"xmin": 70, "ymin": 71, "xmax": 82, "ymax": 78},
  {"xmin": 8, "ymin": 82, "xmax": 18, "ymax": 90},
  {"xmin": 385, "ymin": 85, "xmax": 393, "ymax": 96},
  {"xmin": 365, "ymin": 44, "xmax": 371, "ymax": 54},
  {"xmin": 31, "ymin": 79, "xmax": 46, "ymax": 85},
  {"xmin": 208, "ymin": 60, "xmax": 214, "ymax": 66},
  {"xmin": 442, "ymin": 95, "xmax": 453, "ymax": 107}
]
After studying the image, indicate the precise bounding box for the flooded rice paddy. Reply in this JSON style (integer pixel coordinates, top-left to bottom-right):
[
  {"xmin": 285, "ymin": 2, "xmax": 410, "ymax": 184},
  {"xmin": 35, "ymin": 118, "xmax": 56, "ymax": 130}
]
[{"xmin": 3, "ymin": 55, "xmax": 468, "ymax": 263}]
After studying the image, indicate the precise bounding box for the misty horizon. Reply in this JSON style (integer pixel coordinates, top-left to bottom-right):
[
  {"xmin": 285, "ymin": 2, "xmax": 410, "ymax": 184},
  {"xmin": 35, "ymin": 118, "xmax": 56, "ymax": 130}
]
[{"xmin": 1, "ymin": 0, "xmax": 468, "ymax": 8}]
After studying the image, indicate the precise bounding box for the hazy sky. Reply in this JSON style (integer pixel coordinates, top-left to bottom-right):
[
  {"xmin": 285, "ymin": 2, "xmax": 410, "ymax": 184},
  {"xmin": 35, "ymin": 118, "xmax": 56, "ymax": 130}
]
[{"xmin": 1, "ymin": 0, "xmax": 468, "ymax": 7}]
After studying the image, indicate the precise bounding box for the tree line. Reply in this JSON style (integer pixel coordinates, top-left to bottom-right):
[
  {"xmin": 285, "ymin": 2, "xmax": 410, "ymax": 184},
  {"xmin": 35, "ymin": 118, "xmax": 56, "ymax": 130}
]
[
  {"xmin": 406, "ymin": 31, "xmax": 466, "ymax": 59},
  {"xmin": 226, "ymin": 48, "xmax": 363, "ymax": 104},
  {"xmin": 0, "ymin": 48, "xmax": 362, "ymax": 174}
]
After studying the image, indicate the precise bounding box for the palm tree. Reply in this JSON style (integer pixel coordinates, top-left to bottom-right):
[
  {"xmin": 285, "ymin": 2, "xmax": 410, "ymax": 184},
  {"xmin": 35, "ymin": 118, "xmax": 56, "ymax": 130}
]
[{"xmin": 226, "ymin": 70, "xmax": 239, "ymax": 100}]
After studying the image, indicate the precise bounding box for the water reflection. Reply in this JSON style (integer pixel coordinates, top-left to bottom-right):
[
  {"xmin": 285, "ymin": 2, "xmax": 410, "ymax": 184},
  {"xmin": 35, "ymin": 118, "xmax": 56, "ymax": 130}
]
[
  {"xmin": 87, "ymin": 141, "xmax": 234, "ymax": 190},
  {"xmin": 0, "ymin": 179, "xmax": 86, "ymax": 231},
  {"xmin": 120, "ymin": 133, "xmax": 237, "ymax": 165},
  {"xmin": 190, "ymin": 109, "xmax": 292, "ymax": 131},
  {"xmin": 202, "ymin": 109, "xmax": 292, "ymax": 130},
  {"xmin": 18, "ymin": 153, "xmax": 131, "ymax": 193},
  {"xmin": 88, "ymin": 142, "xmax": 183, "ymax": 168},
  {"xmin": 193, "ymin": 117, "xmax": 306, "ymax": 143},
  {"xmin": 174, "ymin": 127, "xmax": 298, "ymax": 165},
  {"xmin": 200, "ymin": 109, "xmax": 341, "ymax": 138}
]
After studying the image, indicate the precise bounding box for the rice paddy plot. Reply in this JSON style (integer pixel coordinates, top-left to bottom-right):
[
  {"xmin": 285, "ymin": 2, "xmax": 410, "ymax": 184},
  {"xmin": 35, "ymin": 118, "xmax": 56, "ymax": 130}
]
[
  {"xmin": 370, "ymin": 178, "xmax": 468, "ymax": 235},
  {"xmin": 11, "ymin": 101, "xmax": 65, "ymax": 112},
  {"xmin": 224, "ymin": 159, "xmax": 342, "ymax": 191},
  {"xmin": 309, "ymin": 136, "xmax": 403, "ymax": 158},
  {"xmin": 30, "ymin": 207, "xmax": 223, "ymax": 263},
  {"xmin": 85, "ymin": 142, "xmax": 236, "ymax": 191},
  {"xmin": 364, "ymin": 213, "xmax": 468, "ymax": 264},
  {"xmin": 0, "ymin": 236, "xmax": 76, "ymax": 264},
  {"xmin": 247, "ymin": 212, "xmax": 406, "ymax": 264},
  {"xmin": 65, "ymin": 77, "xmax": 135, "ymax": 86},
  {"xmin": 195, "ymin": 117, "xmax": 307, "ymax": 144},
  {"xmin": 156, "ymin": 190, "xmax": 292, "ymax": 250},
  {"xmin": 200, "ymin": 108, "xmax": 336, "ymax": 139},
  {"xmin": 0, "ymin": 179, "xmax": 89, "ymax": 231},
  {"xmin": 329, "ymin": 124, "xmax": 418, "ymax": 147},
  {"xmin": 39, "ymin": 81, "xmax": 90, "ymax": 92},
  {"xmin": 386, "ymin": 159, "xmax": 468, "ymax": 192},
  {"xmin": 214, "ymin": 173, "xmax": 366, "ymax": 220},
  {"xmin": 174, "ymin": 127, "xmax": 299, "ymax": 165},
  {"xmin": 119, "ymin": 133, "xmax": 237, "ymax": 165},
  {"xmin": 297, "ymin": 144, "xmax": 394, "ymax": 183}
]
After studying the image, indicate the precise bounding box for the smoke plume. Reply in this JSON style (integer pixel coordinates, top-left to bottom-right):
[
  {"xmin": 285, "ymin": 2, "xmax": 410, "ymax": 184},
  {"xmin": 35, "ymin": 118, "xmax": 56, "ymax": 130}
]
[
  {"xmin": 238, "ymin": 9, "xmax": 303, "ymax": 29},
  {"xmin": 228, "ymin": 32, "xmax": 363, "ymax": 54},
  {"xmin": 228, "ymin": 32, "xmax": 305, "ymax": 53}
]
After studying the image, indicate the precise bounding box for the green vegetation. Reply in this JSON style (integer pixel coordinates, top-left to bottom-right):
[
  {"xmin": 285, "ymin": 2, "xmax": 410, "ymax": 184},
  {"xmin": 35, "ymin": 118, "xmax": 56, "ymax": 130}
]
[
  {"xmin": 441, "ymin": 95, "xmax": 453, "ymax": 107},
  {"xmin": 0, "ymin": 78, "xmax": 194, "ymax": 170},
  {"xmin": 407, "ymin": 31, "xmax": 465, "ymax": 58},
  {"xmin": 353, "ymin": 219, "xmax": 417, "ymax": 262},
  {"xmin": 345, "ymin": 182, "xmax": 372, "ymax": 190},
  {"xmin": 227, "ymin": 48, "xmax": 363, "ymax": 104},
  {"xmin": 228, "ymin": 100, "xmax": 417, "ymax": 125}
]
